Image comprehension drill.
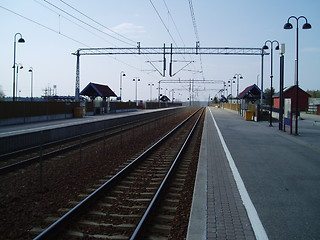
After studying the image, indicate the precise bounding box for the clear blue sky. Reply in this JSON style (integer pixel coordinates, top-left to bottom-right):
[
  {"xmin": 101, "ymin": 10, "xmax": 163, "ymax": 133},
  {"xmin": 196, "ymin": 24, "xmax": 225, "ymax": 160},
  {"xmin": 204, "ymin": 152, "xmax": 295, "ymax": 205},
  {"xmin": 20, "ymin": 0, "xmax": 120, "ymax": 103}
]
[{"xmin": 1, "ymin": 0, "xmax": 319, "ymax": 101}]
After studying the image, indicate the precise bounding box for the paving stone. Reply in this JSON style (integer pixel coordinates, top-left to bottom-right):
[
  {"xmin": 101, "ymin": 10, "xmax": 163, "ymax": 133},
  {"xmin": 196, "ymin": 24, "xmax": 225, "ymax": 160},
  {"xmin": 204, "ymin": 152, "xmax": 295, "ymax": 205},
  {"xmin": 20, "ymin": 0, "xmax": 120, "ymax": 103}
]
[{"xmin": 205, "ymin": 108, "xmax": 256, "ymax": 240}]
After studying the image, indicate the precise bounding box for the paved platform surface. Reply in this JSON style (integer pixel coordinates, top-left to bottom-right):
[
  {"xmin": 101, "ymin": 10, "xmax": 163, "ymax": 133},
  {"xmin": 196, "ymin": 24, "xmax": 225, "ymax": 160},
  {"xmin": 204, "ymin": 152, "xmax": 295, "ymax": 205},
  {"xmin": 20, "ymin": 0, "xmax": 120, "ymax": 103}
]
[{"xmin": 188, "ymin": 107, "xmax": 320, "ymax": 240}]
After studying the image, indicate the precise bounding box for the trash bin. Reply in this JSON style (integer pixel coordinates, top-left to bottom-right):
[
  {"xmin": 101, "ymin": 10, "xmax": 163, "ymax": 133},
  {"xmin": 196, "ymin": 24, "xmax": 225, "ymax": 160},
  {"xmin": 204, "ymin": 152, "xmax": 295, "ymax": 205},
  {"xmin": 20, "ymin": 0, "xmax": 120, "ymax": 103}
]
[
  {"xmin": 245, "ymin": 110, "xmax": 253, "ymax": 121},
  {"xmin": 73, "ymin": 107, "xmax": 83, "ymax": 118}
]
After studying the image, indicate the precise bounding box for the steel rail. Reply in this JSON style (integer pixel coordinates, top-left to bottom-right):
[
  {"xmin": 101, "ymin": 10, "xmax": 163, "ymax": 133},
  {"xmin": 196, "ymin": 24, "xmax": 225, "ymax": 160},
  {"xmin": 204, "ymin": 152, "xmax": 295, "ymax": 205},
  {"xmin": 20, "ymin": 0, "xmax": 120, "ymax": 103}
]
[
  {"xmin": 33, "ymin": 108, "xmax": 202, "ymax": 240},
  {"xmin": 130, "ymin": 107, "xmax": 204, "ymax": 239}
]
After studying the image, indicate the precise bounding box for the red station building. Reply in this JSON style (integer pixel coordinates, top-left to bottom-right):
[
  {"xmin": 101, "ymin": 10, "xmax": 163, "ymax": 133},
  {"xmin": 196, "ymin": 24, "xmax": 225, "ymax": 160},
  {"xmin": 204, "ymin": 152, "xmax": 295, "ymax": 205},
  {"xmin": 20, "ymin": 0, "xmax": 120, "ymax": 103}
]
[{"xmin": 273, "ymin": 85, "xmax": 311, "ymax": 112}]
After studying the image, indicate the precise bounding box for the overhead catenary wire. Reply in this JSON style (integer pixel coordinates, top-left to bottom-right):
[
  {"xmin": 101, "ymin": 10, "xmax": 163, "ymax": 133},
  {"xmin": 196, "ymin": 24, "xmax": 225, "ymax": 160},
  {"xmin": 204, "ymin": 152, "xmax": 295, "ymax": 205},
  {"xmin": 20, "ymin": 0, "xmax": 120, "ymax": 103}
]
[
  {"xmin": 188, "ymin": 0, "xmax": 205, "ymax": 80},
  {"xmin": 162, "ymin": 0, "xmax": 199, "ymax": 74},
  {"xmin": 1, "ymin": 2, "xmax": 182, "ymax": 103},
  {"xmin": 43, "ymin": 0, "xmax": 134, "ymax": 46},
  {"xmin": 39, "ymin": 1, "xmax": 161, "ymax": 78},
  {"xmin": 149, "ymin": 0, "xmax": 179, "ymax": 47},
  {"xmin": 33, "ymin": 0, "xmax": 118, "ymax": 47},
  {"xmin": 188, "ymin": 0, "xmax": 199, "ymax": 41},
  {"xmin": 3, "ymin": 1, "xmax": 195, "ymax": 83},
  {"xmin": 45, "ymin": 0, "xmax": 160, "ymax": 80},
  {"xmin": 0, "ymin": 4, "xmax": 145, "ymax": 74},
  {"xmin": 59, "ymin": 0, "xmax": 137, "ymax": 46},
  {"xmin": 0, "ymin": 4, "xmax": 88, "ymax": 47},
  {"xmin": 149, "ymin": 0, "xmax": 199, "ymax": 77},
  {"xmin": 162, "ymin": 0, "xmax": 186, "ymax": 47},
  {"xmin": 34, "ymin": 0, "xmax": 145, "ymax": 62}
]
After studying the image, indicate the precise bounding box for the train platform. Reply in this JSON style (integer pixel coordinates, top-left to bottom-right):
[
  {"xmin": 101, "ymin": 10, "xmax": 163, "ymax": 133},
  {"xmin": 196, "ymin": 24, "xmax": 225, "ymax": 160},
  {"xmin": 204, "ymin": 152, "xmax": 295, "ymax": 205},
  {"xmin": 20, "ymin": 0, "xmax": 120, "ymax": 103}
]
[
  {"xmin": 0, "ymin": 108, "xmax": 176, "ymax": 138},
  {"xmin": 187, "ymin": 107, "xmax": 320, "ymax": 240},
  {"xmin": 0, "ymin": 107, "xmax": 184, "ymax": 155}
]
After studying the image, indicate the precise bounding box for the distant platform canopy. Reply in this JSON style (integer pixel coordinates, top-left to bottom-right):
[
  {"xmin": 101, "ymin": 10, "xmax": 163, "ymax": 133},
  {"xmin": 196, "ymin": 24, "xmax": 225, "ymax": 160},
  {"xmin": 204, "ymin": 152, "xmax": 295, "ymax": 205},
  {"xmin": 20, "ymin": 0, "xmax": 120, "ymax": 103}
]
[
  {"xmin": 238, "ymin": 84, "xmax": 264, "ymax": 103},
  {"xmin": 80, "ymin": 82, "xmax": 117, "ymax": 100},
  {"xmin": 160, "ymin": 95, "xmax": 170, "ymax": 102}
]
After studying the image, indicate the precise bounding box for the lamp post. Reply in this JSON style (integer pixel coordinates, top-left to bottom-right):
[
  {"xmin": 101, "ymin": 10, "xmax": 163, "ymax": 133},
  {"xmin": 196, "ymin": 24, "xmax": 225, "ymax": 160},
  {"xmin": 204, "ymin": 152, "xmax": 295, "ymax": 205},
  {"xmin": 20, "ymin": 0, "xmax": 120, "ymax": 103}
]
[
  {"xmin": 223, "ymin": 81, "xmax": 228, "ymax": 97},
  {"xmin": 156, "ymin": 85, "xmax": 162, "ymax": 107},
  {"xmin": 233, "ymin": 74, "xmax": 243, "ymax": 100},
  {"xmin": 170, "ymin": 89, "xmax": 175, "ymax": 102},
  {"xmin": 260, "ymin": 48, "xmax": 265, "ymax": 121},
  {"xmin": 165, "ymin": 88, "xmax": 168, "ymax": 97},
  {"xmin": 148, "ymin": 83, "xmax": 154, "ymax": 101},
  {"xmin": 119, "ymin": 71, "xmax": 125, "ymax": 101},
  {"xmin": 228, "ymin": 78, "xmax": 235, "ymax": 102},
  {"xmin": 279, "ymin": 44, "xmax": 285, "ymax": 131},
  {"xmin": 263, "ymin": 40, "xmax": 280, "ymax": 127},
  {"xmin": 12, "ymin": 33, "xmax": 25, "ymax": 101},
  {"xmin": 233, "ymin": 73, "xmax": 243, "ymax": 114},
  {"xmin": 284, "ymin": 16, "xmax": 312, "ymax": 135},
  {"xmin": 15, "ymin": 63, "xmax": 23, "ymax": 101},
  {"xmin": 133, "ymin": 77, "xmax": 140, "ymax": 106},
  {"xmin": 29, "ymin": 67, "xmax": 34, "ymax": 101}
]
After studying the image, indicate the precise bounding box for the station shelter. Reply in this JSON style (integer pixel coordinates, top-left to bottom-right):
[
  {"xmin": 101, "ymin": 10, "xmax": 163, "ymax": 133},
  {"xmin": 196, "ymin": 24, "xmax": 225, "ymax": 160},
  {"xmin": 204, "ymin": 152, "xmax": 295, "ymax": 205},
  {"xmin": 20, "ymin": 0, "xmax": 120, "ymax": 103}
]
[
  {"xmin": 238, "ymin": 84, "xmax": 264, "ymax": 120},
  {"xmin": 80, "ymin": 82, "xmax": 117, "ymax": 115}
]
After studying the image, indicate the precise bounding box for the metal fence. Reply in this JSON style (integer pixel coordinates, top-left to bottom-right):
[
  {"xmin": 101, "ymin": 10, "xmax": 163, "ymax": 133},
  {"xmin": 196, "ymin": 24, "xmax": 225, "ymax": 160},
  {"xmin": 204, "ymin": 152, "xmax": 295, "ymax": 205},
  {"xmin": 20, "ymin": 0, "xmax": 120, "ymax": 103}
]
[{"xmin": 0, "ymin": 101, "xmax": 79, "ymax": 120}]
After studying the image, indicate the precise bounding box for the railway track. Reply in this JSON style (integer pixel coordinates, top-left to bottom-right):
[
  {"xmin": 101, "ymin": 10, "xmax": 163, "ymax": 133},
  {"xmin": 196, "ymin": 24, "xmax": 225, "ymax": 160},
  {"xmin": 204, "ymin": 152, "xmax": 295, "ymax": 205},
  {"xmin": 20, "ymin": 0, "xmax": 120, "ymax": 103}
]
[
  {"xmin": 0, "ymin": 110, "xmax": 183, "ymax": 174},
  {"xmin": 32, "ymin": 107, "xmax": 204, "ymax": 240}
]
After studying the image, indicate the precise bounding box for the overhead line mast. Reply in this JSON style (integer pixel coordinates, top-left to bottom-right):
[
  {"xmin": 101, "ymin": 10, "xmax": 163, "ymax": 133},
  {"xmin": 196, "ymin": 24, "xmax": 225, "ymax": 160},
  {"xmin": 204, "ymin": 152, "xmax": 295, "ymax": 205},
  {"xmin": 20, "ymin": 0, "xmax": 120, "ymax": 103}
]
[
  {"xmin": 74, "ymin": 45, "xmax": 264, "ymax": 55},
  {"xmin": 73, "ymin": 43, "xmax": 268, "ymax": 101}
]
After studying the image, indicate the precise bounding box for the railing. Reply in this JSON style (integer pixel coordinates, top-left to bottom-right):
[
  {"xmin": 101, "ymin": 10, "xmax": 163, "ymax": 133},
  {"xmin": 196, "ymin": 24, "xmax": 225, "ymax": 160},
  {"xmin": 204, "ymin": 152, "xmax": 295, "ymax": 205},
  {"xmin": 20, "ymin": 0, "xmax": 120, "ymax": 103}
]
[
  {"xmin": 0, "ymin": 101, "xmax": 79, "ymax": 119},
  {"xmin": 210, "ymin": 103, "xmax": 259, "ymax": 120}
]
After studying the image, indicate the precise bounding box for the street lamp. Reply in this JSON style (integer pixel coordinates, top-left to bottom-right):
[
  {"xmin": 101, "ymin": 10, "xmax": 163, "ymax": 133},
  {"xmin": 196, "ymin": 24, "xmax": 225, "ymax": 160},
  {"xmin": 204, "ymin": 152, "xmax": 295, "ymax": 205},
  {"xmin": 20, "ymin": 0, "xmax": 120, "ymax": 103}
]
[
  {"xmin": 284, "ymin": 16, "xmax": 312, "ymax": 135},
  {"xmin": 223, "ymin": 81, "xmax": 228, "ymax": 97},
  {"xmin": 263, "ymin": 40, "xmax": 280, "ymax": 127},
  {"xmin": 15, "ymin": 63, "xmax": 23, "ymax": 101},
  {"xmin": 170, "ymin": 89, "xmax": 175, "ymax": 102},
  {"xmin": 148, "ymin": 83, "xmax": 154, "ymax": 101},
  {"xmin": 165, "ymin": 88, "xmax": 168, "ymax": 96},
  {"xmin": 119, "ymin": 71, "xmax": 125, "ymax": 101},
  {"xmin": 12, "ymin": 33, "xmax": 25, "ymax": 101},
  {"xmin": 29, "ymin": 67, "xmax": 33, "ymax": 101},
  {"xmin": 228, "ymin": 78, "xmax": 235, "ymax": 101},
  {"xmin": 233, "ymin": 74, "xmax": 243, "ymax": 100},
  {"xmin": 133, "ymin": 77, "xmax": 140, "ymax": 106},
  {"xmin": 233, "ymin": 74, "xmax": 243, "ymax": 114},
  {"xmin": 156, "ymin": 85, "xmax": 163, "ymax": 106}
]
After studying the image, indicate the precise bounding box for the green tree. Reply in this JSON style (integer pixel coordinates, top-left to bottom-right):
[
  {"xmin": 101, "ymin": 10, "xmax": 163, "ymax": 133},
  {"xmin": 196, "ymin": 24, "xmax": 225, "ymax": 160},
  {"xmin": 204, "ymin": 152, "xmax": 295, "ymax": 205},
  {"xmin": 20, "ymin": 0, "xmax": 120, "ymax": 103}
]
[
  {"xmin": 0, "ymin": 85, "xmax": 5, "ymax": 100},
  {"xmin": 306, "ymin": 90, "xmax": 320, "ymax": 98},
  {"xmin": 263, "ymin": 87, "xmax": 275, "ymax": 106}
]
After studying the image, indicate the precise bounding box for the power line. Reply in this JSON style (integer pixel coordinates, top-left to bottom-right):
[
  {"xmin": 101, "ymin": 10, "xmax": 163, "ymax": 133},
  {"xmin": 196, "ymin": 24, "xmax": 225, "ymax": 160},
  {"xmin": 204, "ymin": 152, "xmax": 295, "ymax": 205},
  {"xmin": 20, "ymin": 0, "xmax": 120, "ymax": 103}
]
[
  {"xmin": 40, "ymin": 0, "xmax": 154, "ymax": 72},
  {"xmin": 0, "ymin": 4, "xmax": 147, "ymax": 74},
  {"xmin": 149, "ymin": 0, "xmax": 178, "ymax": 47},
  {"xmin": 42, "ymin": 0, "xmax": 161, "ymax": 78},
  {"xmin": 59, "ymin": 0, "xmax": 136, "ymax": 46},
  {"xmin": 57, "ymin": 0, "xmax": 163, "ymax": 77},
  {"xmin": 33, "ymin": 0, "xmax": 118, "ymax": 47},
  {"xmin": 162, "ymin": 0, "xmax": 199, "ymax": 75},
  {"xmin": 1, "ymin": 3, "xmax": 164, "ymax": 99},
  {"xmin": 43, "ymin": 0, "xmax": 134, "ymax": 46},
  {"xmin": 188, "ymin": 0, "xmax": 205, "ymax": 80},
  {"xmin": 149, "ymin": 0, "xmax": 200, "ymax": 77},
  {"xmin": 162, "ymin": 0, "xmax": 186, "ymax": 47},
  {"xmin": 0, "ymin": 4, "xmax": 89, "ymax": 47},
  {"xmin": 188, "ymin": 0, "xmax": 199, "ymax": 41}
]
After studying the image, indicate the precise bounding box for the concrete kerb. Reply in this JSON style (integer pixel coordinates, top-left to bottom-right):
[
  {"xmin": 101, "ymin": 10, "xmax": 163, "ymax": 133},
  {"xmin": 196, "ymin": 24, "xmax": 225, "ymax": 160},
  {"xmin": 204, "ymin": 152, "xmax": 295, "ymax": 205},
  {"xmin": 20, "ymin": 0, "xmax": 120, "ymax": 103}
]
[{"xmin": 186, "ymin": 109, "xmax": 208, "ymax": 240}]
